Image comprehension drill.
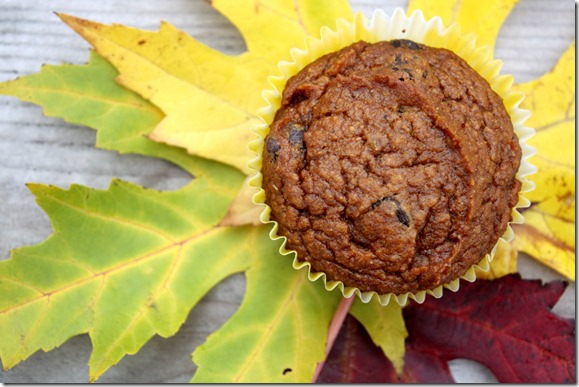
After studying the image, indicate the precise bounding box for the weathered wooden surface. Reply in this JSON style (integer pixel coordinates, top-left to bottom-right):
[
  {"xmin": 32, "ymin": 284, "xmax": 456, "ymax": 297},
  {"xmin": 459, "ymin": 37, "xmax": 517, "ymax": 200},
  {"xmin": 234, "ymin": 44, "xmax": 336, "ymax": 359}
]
[{"xmin": 0, "ymin": 0, "xmax": 574, "ymax": 382}]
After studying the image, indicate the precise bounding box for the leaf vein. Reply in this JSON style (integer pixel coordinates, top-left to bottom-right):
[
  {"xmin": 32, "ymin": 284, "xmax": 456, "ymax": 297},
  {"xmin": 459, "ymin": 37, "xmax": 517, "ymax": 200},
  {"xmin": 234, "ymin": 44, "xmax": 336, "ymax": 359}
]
[
  {"xmin": 20, "ymin": 251, "xmax": 97, "ymax": 276},
  {"xmin": 94, "ymin": 243, "xmax": 185, "ymax": 369},
  {"xmin": 0, "ymin": 276, "xmax": 44, "ymax": 296},
  {"xmin": 418, "ymin": 303, "xmax": 572, "ymax": 364},
  {"xmin": 233, "ymin": 274, "xmax": 304, "ymax": 382},
  {"xmin": 46, "ymin": 189, "xmax": 177, "ymax": 242},
  {"xmin": 534, "ymin": 115, "xmax": 574, "ymax": 133},
  {"xmin": 13, "ymin": 297, "xmax": 51, "ymax": 362},
  {"xmin": 5, "ymin": 83, "xmax": 161, "ymax": 115},
  {"xmin": 532, "ymin": 154, "xmax": 574, "ymax": 170},
  {"xmin": 255, "ymin": 1, "xmax": 307, "ymax": 34},
  {"xmin": 0, "ymin": 226, "xmax": 222, "ymax": 317}
]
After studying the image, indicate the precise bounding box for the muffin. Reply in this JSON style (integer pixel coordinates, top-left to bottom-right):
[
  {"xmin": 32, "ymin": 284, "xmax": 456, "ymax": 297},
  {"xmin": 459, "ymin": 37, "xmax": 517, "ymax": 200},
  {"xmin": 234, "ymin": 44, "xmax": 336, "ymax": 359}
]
[{"xmin": 260, "ymin": 39, "xmax": 522, "ymax": 295}]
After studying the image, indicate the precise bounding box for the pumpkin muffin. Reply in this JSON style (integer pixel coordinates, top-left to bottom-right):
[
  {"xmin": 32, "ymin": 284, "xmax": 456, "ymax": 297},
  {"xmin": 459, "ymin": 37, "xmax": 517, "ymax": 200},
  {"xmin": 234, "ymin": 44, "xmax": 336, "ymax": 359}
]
[{"xmin": 261, "ymin": 39, "xmax": 522, "ymax": 295}]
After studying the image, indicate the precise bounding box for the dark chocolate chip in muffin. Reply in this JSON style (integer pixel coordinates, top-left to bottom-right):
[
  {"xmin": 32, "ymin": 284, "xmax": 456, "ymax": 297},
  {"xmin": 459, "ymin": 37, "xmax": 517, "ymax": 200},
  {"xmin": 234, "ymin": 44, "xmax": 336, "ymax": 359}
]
[
  {"xmin": 391, "ymin": 39, "xmax": 422, "ymax": 50},
  {"xmin": 286, "ymin": 123, "xmax": 306, "ymax": 150},
  {"xmin": 265, "ymin": 136, "xmax": 281, "ymax": 161},
  {"xmin": 262, "ymin": 40, "xmax": 522, "ymax": 295}
]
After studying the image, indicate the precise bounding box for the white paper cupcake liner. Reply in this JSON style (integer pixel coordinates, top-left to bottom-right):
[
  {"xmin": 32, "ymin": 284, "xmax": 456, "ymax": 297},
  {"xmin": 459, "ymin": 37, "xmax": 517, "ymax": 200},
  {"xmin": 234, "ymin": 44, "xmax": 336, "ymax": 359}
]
[{"xmin": 248, "ymin": 8, "xmax": 536, "ymax": 306}]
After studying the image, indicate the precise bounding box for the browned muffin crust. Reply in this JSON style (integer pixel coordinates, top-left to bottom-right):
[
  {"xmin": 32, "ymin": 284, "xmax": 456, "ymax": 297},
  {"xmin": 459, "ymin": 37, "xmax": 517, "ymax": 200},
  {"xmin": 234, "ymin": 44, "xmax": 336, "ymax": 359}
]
[{"xmin": 262, "ymin": 40, "xmax": 522, "ymax": 294}]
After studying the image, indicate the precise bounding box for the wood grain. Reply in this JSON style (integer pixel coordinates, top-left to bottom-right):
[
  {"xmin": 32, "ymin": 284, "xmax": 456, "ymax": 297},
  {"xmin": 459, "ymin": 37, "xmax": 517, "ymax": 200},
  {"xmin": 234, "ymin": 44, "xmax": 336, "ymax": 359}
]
[{"xmin": 0, "ymin": 0, "xmax": 574, "ymax": 382}]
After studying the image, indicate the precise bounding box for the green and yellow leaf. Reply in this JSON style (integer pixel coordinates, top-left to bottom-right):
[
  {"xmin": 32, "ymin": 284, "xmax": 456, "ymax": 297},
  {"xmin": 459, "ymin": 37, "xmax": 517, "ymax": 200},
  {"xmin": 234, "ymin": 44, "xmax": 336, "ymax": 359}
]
[
  {"xmin": 0, "ymin": 50, "xmax": 203, "ymax": 175},
  {"xmin": 192, "ymin": 241, "xmax": 342, "ymax": 383},
  {"xmin": 55, "ymin": 14, "xmax": 262, "ymax": 174},
  {"xmin": 0, "ymin": 159, "xmax": 247, "ymax": 381}
]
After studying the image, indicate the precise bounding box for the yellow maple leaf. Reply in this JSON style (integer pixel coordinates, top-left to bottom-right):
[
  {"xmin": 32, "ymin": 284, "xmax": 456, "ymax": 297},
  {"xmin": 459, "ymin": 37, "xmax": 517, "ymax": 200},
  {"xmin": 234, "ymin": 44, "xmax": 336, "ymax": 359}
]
[
  {"xmin": 57, "ymin": 14, "xmax": 267, "ymax": 174},
  {"xmin": 58, "ymin": 1, "xmax": 353, "ymax": 175},
  {"xmin": 511, "ymin": 42, "xmax": 575, "ymax": 280},
  {"xmin": 407, "ymin": 0, "xmax": 517, "ymax": 50}
]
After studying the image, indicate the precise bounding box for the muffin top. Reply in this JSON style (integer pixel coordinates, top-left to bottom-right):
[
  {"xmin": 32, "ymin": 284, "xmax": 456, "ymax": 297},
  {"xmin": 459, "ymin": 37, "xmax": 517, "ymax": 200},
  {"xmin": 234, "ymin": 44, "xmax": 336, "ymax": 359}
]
[{"xmin": 261, "ymin": 40, "xmax": 522, "ymax": 294}]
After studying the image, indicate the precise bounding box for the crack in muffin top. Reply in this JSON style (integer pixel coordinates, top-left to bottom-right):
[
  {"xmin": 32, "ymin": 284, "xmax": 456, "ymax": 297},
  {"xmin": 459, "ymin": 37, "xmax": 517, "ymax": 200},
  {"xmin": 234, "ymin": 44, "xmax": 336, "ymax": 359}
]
[{"xmin": 262, "ymin": 40, "xmax": 522, "ymax": 294}]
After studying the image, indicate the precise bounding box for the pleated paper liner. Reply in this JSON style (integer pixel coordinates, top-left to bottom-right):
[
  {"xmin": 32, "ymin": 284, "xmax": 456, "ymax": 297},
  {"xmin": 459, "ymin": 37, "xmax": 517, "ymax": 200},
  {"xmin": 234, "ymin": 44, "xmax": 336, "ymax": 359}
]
[{"xmin": 248, "ymin": 8, "xmax": 536, "ymax": 306}]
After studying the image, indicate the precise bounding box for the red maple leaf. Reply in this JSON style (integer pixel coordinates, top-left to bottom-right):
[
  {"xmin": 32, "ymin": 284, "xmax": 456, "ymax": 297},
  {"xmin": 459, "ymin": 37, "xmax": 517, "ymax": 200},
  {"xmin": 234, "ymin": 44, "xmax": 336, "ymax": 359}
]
[{"xmin": 318, "ymin": 274, "xmax": 575, "ymax": 383}]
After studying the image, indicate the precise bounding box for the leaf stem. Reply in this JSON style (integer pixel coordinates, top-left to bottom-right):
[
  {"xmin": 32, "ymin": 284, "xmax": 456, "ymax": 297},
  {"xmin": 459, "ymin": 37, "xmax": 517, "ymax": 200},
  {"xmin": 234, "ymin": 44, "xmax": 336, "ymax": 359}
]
[{"xmin": 312, "ymin": 295, "xmax": 355, "ymax": 382}]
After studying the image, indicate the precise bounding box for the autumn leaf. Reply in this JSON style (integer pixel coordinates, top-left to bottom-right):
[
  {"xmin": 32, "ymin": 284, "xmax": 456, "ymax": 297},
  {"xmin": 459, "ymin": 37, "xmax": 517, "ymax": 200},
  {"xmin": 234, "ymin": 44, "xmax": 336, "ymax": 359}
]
[
  {"xmin": 321, "ymin": 275, "xmax": 575, "ymax": 383},
  {"xmin": 0, "ymin": 50, "xmax": 199, "ymax": 175},
  {"xmin": 404, "ymin": 274, "xmax": 575, "ymax": 383},
  {"xmin": 53, "ymin": 13, "xmax": 261, "ymax": 175},
  {"xmin": 0, "ymin": 155, "xmax": 251, "ymax": 381},
  {"xmin": 317, "ymin": 315, "xmax": 398, "ymax": 383},
  {"xmin": 56, "ymin": 0, "xmax": 353, "ymax": 175},
  {"xmin": 192, "ymin": 238, "xmax": 341, "ymax": 383},
  {"xmin": 0, "ymin": 48, "xmax": 259, "ymax": 380},
  {"xmin": 0, "ymin": 1, "xmax": 356, "ymax": 382},
  {"xmin": 349, "ymin": 298, "xmax": 407, "ymax": 374},
  {"xmin": 0, "ymin": 46, "xmax": 343, "ymax": 381},
  {"xmin": 210, "ymin": 0, "xmax": 353, "ymax": 63},
  {"xmin": 407, "ymin": 0, "xmax": 517, "ymax": 50},
  {"xmin": 511, "ymin": 42, "xmax": 576, "ymax": 281},
  {"xmin": 317, "ymin": 315, "xmax": 454, "ymax": 383}
]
